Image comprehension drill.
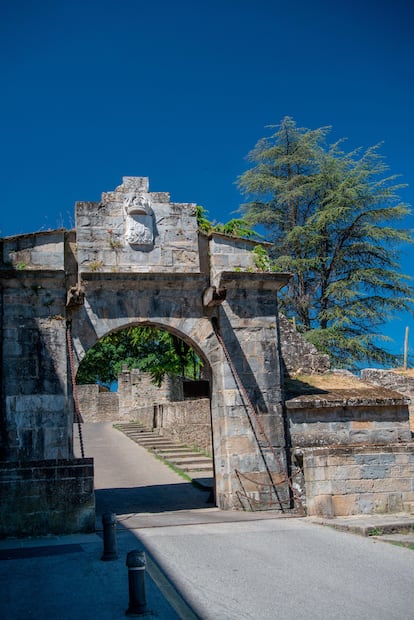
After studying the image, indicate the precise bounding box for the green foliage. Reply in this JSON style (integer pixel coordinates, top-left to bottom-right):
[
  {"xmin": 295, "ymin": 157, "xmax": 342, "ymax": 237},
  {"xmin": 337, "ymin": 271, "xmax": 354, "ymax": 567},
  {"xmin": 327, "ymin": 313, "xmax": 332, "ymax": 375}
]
[
  {"xmin": 238, "ymin": 116, "xmax": 414, "ymax": 368},
  {"xmin": 252, "ymin": 245, "xmax": 271, "ymax": 271},
  {"xmin": 213, "ymin": 218, "xmax": 258, "ymax": 239},
  {"xmin": 195, "ymin": 205, "xmax": 212, "ymax": 233},
  {"xmin": 196, "ymin": 205, "xmax": 259, "ymax": 239},
  {"xmin": 76, "ymin": 326, "xmax": 203, "ymax": 387}
]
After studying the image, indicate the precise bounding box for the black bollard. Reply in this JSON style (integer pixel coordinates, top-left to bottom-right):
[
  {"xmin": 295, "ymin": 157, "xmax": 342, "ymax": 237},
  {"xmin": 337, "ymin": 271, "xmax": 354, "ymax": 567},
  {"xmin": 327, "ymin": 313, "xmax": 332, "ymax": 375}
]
[
  {"xmin": 101, "ymin": 512, "xmax": 118, "ymax": 561},
  {"xmin": 126, "ymin": 550, "xmax": 149, "ymax": 616}
]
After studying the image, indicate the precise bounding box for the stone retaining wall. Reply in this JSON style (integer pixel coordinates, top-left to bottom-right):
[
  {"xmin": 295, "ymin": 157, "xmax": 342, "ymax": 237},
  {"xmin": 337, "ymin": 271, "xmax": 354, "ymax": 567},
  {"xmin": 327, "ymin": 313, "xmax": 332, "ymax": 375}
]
[
  {"xmin": 0, "ymin": 458, "xmax": 95, "ymax": 538},
  {"xmin": 303, "ymin": 445, "xmax": 414, "ymax": 517},
  {"xmin": 157, "ymin": 399, "xmax": 212, "ymax": 454},
  {"xmin": 77, "ymin": 385, "xmax": 118, "ymax": 422},
  {"xmin": 286, "ymin": 388, "xmax": 413, "ymax": 516},
  {"xmin": 129, "ymin": 399, "xmax": 212, "ymax": 454}
]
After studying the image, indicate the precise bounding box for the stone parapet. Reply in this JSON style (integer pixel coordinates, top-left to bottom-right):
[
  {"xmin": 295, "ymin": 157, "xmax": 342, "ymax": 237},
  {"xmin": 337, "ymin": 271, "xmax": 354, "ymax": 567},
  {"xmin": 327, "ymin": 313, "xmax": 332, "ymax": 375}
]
[
  {"xmin": 286, "ymin": 388, "xmax": 411, "ymax": 448},
  {"xmin": 361, "ymin": 369, "xmax": 414, "ymax": 432},
  {"xmin": 1, "ymin": 230, "xmax": 67, "ymax": 271},
  {"xmin": 208, "ymin": 233, "xmax": 271, "ymax": 286},
  {"xmin": 77, "ymin": 385, "xmax": 119, "ymax": 422}
]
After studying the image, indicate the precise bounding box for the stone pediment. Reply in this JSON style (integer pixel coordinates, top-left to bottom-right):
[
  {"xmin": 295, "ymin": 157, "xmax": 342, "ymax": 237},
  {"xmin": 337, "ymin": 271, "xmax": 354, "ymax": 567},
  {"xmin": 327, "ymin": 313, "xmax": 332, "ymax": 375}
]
[{"xmin": 76, "ymin": 176, "xmax": 200, "ymax": 274}]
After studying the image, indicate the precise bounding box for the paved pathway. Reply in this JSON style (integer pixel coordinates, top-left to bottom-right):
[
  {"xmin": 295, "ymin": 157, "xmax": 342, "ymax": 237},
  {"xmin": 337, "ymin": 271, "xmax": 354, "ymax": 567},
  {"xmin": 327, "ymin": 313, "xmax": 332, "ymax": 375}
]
[
  {"xmin": 3, "ymin": 422, "xmax": 413, "ymax": 620},
  {"xmin": 80, "ymin": 422, "xmax": 414, "ymax": 619},
  {"xmin": 76, "ymin": 421, "xmax": 215, "ymax": 520}
]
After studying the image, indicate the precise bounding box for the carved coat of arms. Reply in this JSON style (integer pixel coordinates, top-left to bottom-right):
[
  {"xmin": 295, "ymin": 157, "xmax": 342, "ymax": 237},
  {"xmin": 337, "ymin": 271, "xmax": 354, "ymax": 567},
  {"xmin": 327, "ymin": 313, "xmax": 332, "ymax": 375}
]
[{"xmin": 124, "ymin": 192, "xmax": 154, "ymax": 247}]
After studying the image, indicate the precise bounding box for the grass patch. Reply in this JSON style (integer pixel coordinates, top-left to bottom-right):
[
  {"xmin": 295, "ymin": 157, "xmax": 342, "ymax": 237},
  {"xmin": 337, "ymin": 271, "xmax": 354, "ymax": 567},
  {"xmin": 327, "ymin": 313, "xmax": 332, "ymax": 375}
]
[
  {"xmin": 390, "ymin": 541, "xmax": 414, "ymax": 550},
  {"xmin": 152, "ymin": 453, "xmax": 193, "ymax": 482}
]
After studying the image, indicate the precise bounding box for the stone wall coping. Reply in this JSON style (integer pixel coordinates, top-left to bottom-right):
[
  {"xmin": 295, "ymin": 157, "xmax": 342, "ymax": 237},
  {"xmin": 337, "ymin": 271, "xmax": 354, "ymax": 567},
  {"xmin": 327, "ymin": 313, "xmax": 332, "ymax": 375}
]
[
  {"xmin": 0, "ymin": 228, "xmax": 68, "ymax": 242},
  {"xmin": 219, "ymin": 270, "xmax": 292, "ymax": 291},
  {"xmin": 203, "ymin": 230, "xmax": 272, "ymax": 247},
  {"xmin": 285, "ymin": 387, "xmax": 410, "ymax": 410},
  {"xmin": 296, "ymin": 443, "xmax": 414, "ymax": 457}
]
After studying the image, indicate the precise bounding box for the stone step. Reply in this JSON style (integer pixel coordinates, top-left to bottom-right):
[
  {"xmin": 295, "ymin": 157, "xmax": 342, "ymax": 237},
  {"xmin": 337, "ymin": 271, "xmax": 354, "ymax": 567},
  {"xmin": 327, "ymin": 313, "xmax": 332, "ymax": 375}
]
[
  {"xmin": 115, "ymin": 423, "xmax": 214, "ymax": 482},
  {"xmin": 117, "ymin": 425, "xmax": 152, "ymax": 433},
  {"xmin": 126, "ymin": 435, "xmax": 176, "ymax": 443},
  {"xmin": 135, "ymin": 440, "xmax": 186, "ymax": 448},
  {"xmin": 169, "ymin": 457, "xmax": 212, "ymax": 466},
  {"xmin": 123, "ymin": 432, "xmax": 159, "ymax": 438},
  {"xmin": 180, "ymin": 464, "xmax": 214, "ymax": 472},
  {"xmin": 153, "ymin": 444, "xmax": 199, "ymax": 450},
  {"xmin": 155, "ymin": 450, "xmax": 202, "ymax": 457}
]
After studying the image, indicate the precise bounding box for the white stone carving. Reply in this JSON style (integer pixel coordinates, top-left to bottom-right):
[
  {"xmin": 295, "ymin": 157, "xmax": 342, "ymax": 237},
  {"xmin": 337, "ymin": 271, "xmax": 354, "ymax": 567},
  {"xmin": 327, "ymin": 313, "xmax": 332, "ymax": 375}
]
[{"xmin": 123, "ymin": 192, "xmax": 154, "ymax": 247}]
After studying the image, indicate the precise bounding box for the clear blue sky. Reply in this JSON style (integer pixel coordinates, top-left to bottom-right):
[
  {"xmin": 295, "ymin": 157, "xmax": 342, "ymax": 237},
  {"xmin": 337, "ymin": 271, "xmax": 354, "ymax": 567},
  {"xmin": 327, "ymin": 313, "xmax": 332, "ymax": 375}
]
[{"xmin": 1, "ymin": 0, "xmax": 413, "ymax": 360}]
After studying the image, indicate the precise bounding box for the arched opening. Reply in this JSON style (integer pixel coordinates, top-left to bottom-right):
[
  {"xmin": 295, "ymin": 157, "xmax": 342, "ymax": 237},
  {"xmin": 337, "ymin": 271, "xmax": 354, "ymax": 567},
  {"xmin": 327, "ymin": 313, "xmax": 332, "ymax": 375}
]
[{"xmin": 73, "ymin": 322, "xmax": 216, "ymax": 516}]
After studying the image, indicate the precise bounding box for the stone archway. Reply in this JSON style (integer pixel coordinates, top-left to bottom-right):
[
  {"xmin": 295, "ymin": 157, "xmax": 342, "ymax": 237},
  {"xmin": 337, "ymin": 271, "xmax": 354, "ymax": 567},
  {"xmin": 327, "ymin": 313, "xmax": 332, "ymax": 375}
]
[
  {"xmin": 76, "ymin": 321, "xmax": 216, "ymax": 508},
  {"xmin": 69, "ymin": 288, "xmax": 235, "ymax": 511},
  {"xmin": 0, "ymin": 176, "xmax": 291, "ymax": 536}
]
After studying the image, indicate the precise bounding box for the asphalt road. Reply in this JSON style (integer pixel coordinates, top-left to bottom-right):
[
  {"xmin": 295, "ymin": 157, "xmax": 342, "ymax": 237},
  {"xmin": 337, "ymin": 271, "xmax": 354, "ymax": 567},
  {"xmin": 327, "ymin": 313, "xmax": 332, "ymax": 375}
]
[{"xmin": 78, "ymin": 423, "xmax": 414, "ymax": 619}]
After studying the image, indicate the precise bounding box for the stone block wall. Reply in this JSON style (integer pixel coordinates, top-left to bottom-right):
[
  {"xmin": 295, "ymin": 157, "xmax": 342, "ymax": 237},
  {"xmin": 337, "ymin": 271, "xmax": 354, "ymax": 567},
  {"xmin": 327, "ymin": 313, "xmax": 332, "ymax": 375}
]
[
  {"xmin": 303, "ymin": 445, "xmax": 414, "ymax": 517},
  {"xmin": 287, "ymin": 389, "xmax": 413, "ymax": 516},
  {"xmin": 1, "ymin": 267, "xmax": 72, "ymax": 462},
  {"xmin": 208, "ymin": 233, "xmax": 261, "ymax": 286},
  {"xmin": 361, "ymin": 369, "xmax": 414, "ymax": 432},
  {"xmin": 0, "ymin": 458, "xmax": 95, "ymax": 538},
  {"xmin": 287, "ymin": 398, "xmax": 411, "ymax": 448},
  {"xmin": 118, "ymin": 369, "xmax": 182, "ymax": 418},
  {"xmin": 78, "ymin": 371, "xmax": 185, "ymax": 422},
  {"xmin": 129, "ymin": 405, "xmax": 156, "ymax": 429},
  {"xmin": 77, "ymin": 385, "xmax": 119, "ymax": 422},
  {"xmin": 2, "ymin": 230, "xmax": 66, "ymax": 271},
  {"xmin": 156, "ymin": 399, "xmax": 212, "ymax": 454}
]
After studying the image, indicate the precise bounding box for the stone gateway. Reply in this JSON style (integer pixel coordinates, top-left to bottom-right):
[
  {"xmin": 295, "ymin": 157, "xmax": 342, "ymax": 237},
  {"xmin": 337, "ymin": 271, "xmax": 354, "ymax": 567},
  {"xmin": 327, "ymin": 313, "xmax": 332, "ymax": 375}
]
[
  {"xmin": 0, "ymin": 177, "xmax": 292, "ymax": 536},
  {"xmin": 1, "ymin": 176, "xmax": 413, "ymax": 537}
]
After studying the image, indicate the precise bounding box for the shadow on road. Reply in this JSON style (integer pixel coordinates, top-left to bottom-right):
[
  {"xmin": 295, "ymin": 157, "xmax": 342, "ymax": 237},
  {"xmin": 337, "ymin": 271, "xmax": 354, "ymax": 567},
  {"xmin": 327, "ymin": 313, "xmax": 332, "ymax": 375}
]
[{"xmin": 95, "ymin": 482, "xmax": 214, "ymax": 516}]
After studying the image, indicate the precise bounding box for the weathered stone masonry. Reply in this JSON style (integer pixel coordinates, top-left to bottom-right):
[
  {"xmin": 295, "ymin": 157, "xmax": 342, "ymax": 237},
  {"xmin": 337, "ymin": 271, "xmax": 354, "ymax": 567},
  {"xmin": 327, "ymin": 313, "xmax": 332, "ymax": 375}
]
[
  {"xmin": 0, "ymin": 176, "xmax": 291, "ymax": 536},
  {"xmin": 2, "ymin": 175, "xmax": 413, "ymax": 536},
  {"xmin": 286, "ymin": 386, "xmax": 414, "ymax": 516}
]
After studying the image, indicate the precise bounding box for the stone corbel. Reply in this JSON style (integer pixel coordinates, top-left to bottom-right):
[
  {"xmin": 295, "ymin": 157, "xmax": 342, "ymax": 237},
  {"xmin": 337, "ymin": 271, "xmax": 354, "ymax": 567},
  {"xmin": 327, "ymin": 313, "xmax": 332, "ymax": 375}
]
[
  {"xmin": 66, "ymin": 283, "xmax": 86, "ymax": 308},
  {"xmin": 203, "ymin": 286, "xmax": 227, "ymax": 307}
]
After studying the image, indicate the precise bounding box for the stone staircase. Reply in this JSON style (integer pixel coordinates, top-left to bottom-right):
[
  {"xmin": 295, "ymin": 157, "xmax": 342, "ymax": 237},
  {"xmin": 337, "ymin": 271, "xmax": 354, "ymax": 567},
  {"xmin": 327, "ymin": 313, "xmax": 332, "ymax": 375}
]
[{"xmin": 115, "ymin": 423, "xmax": 214, "ymax": 489}]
